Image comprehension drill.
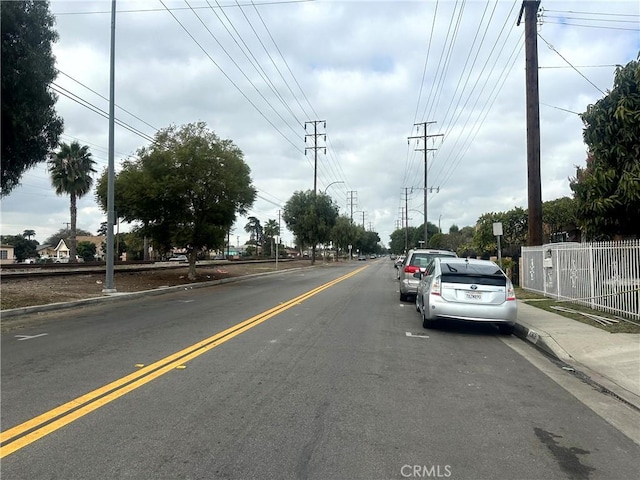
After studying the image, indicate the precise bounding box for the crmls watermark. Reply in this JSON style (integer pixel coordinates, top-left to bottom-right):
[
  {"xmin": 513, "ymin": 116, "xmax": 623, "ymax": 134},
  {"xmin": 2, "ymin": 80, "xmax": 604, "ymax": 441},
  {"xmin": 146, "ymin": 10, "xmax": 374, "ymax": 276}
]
[{"xmin": 400, "ymin": 464, "xmax": 452, "ymax": 478}]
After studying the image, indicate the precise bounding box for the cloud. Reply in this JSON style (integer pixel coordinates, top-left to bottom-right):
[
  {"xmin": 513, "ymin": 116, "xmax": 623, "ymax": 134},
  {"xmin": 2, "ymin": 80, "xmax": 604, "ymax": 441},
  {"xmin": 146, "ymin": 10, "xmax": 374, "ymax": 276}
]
[{"xmin": 2, "ymin": 0, "xmax": 638, "ymax": 248}]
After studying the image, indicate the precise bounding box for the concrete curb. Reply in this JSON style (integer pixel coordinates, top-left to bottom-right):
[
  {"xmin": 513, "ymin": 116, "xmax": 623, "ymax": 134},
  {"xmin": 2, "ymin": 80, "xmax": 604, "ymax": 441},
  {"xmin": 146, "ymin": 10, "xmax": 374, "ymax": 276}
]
[
  {"xmin": 514, "ymin": 321, "xmax": 640, "ymax": 411},
  {"xmin": 513, "ymin": 321, "xmax": 574, "ymax": 363},
  {"xmin": 1, "ymin": 266, "xmax": 311, "ymax": 320}
]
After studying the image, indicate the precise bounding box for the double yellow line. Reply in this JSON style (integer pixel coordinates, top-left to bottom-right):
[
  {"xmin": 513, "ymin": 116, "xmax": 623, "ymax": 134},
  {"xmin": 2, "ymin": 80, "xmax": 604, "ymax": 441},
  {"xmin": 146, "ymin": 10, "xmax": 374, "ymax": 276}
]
[{"xmin": 1, "ymin": 265, "xmax": 367, "ymax": 458}]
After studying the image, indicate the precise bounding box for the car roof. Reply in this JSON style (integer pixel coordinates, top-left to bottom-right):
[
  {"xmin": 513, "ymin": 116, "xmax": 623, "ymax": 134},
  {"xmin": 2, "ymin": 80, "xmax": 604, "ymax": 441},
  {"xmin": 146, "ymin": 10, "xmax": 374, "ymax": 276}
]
[
  {"xmin": 407, "ymin": 249, "xmax": 457, "ymax": 257},
  {"xmin": 437, "ymin": 257, "xmax": 498, "ymax": 267}
]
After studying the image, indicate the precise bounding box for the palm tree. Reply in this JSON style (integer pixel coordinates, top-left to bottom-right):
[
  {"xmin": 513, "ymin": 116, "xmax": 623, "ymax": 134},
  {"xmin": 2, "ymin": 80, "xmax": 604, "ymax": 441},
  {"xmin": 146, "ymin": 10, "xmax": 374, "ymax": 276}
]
[
  {"xmin": 48, "ymin": 141, "xmax": 96, "ymax": 263},
  {"xmin": 263, "ymin": 219, "xmax": 280, "ymax": 258},
  {"xmin": 244, "ymin": 216, "xmax": 263, "ymax": 256},
  {"xmin": 23, "ymin": 229, "xmax": 36, "ymax": 240}
]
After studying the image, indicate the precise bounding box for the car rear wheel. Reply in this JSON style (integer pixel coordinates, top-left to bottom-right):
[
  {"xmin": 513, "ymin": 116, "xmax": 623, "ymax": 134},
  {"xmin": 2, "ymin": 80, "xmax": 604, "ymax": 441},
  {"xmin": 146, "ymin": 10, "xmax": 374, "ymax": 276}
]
[
  {"xmin": 498, "ymin": 324, "xmax": 514, "ymax": 335},
  {"xmin": 422, "ymin": 308, "xmax": 435, "ymax": 329},
  {"xmin": 400, "ymin": 291, "xmax": 408, "ymax": 302}
]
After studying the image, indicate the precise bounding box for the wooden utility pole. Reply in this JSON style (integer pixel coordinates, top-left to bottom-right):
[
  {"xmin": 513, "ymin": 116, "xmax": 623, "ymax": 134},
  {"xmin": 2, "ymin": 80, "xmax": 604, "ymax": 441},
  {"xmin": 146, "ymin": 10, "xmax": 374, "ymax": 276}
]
[
  {"xmin": 304, "ymin": 120, "xmax": 326, "ymax": 195},
  {"xmin": 518, "ymin": 0, "xmax": 543, "ymax": 246},
  {"xmin": 408, "ymin": 122, "xmax": 442, "ymax": 248}
]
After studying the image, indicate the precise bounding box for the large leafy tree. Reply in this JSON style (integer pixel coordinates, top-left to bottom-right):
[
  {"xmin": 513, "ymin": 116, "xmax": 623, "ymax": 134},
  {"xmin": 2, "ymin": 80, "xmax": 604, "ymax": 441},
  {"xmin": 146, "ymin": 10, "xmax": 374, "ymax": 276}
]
[
  {"xmin": 570, "ymin": 57, "xmax": 640, "ymax": 240},
  {"xmin": 542, "ymin": 196, "xmax": 579, "ymax": 242},
  {"xmin": 282, "ymin": 190, "xmax": 339, "ymax": 264},
  {"xmin": 1, "ymin": 0, "xmax": 63, "ymax": 196},
  {"xmin": 331, "ymin": 215, "xmax": 361, "ymax": 257},
  {"xmin": 48, "ymin": 141, "xmax": 97, "ymax": 263},
  {"xmin": 360, "ymin": 229, "xmax": 381, "ymax": 254},
  {"xmin": 474, "ymin": 208, "xmax": 528, "ymax": 258},
  {"xmin": 96, "ymin": 122, "xmax": 256, "ymax": 279},
  {"xmin": 44, "ymin": 227, "xmax": 93, "ymax": 248},
  {"xmin": 0, "ymin": 234, "xmax": 38, "ymax": 261}
]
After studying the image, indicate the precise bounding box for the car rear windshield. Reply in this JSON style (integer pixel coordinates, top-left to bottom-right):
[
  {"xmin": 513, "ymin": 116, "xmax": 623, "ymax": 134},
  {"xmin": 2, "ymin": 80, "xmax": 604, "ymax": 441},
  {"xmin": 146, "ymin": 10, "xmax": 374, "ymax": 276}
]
[
  {"xmin": 440, "ymin": 262, "xmax": 506, "ymax": 286},
  {"xmin": 409, "ymin": 252, "xmax": 456, "ymax": 267}
]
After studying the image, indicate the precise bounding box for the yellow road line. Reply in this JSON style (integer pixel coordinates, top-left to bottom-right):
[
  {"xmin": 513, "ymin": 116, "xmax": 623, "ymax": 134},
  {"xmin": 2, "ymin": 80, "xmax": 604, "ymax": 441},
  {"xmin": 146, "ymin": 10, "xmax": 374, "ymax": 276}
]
[{"xmin": 0, "ymin": 265, "xmax": 367, "ymax": 458}]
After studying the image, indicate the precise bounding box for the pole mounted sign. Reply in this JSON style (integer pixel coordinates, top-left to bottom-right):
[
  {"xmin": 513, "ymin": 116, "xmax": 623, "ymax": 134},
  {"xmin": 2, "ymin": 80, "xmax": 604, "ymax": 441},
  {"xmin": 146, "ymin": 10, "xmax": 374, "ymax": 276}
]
[{"xmin": 493, "ymin": 222, "xmax": 503, "ymax": 268}]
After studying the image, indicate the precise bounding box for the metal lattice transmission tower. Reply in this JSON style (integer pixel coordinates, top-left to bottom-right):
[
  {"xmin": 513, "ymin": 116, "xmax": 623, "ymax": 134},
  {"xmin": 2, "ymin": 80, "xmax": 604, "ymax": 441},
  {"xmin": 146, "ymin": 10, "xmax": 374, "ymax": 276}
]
[
  {"xmin": 304, "ymin": 120, "xmax": 326, "ymax": 195},
  {"xmin": 408, "ymin": 122, "xmax": 443, "ymax": 247}
]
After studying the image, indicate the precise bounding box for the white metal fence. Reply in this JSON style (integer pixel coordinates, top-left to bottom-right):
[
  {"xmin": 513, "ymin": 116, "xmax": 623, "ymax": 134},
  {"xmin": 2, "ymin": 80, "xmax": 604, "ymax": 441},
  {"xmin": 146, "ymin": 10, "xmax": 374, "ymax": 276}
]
[{"xmin": 520, "ymin": 240, "xmax": 640, "ymax": 320}]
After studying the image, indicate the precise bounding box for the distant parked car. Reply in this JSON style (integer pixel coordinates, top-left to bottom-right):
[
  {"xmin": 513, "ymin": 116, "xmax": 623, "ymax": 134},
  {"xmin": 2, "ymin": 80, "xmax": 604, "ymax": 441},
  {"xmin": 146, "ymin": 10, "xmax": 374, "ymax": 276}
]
[
  {"xmin": 398, "ymin": 249, "xmax": 457, "ymax": 301},
  {"xmin": 357, "ymin": 255, "xmax": 367, "ymax": 261},
  {"xmin": 415, "ymin": 257, "xmax": 517, "ymax": 334},
  {"xmin": 169, "ymin": 255, "xmax": 188, "ymax": 263}
]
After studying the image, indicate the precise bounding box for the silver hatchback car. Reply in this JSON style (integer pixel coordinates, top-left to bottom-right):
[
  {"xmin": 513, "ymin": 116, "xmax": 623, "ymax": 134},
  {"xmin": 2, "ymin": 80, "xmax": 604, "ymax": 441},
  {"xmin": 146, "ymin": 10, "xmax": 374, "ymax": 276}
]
[
  {"xmin": 398, "ymin": 249, "xmax": 457, "ymax": 301},
  {"xmin": 415, "ymin": 257, "xmax": 517, "ymax": 334}
]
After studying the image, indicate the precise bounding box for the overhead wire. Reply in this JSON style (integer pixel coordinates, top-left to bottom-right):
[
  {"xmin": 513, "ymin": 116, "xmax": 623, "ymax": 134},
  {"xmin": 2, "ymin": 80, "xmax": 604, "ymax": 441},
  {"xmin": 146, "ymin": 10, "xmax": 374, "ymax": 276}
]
[
  {"xmin": 182, "ymin": 0, "xmax": 302, "ymax": 140},
  {"xmin": 157, "ymin": 0, "xmax": 303, "ymax": 155},
  {"xmin": 537, "ymin": 33, "xmax": 607, "ymax": 95},
  {"xmin": 53, "ymin": 0, "xmax": 316, "ymax": 16},
  {"xmin": 50, "ymin": 83, "xmax": 156, "ymax": 142},
  {"xmin": 428, "ymin": 1, "xmax": 520, "ymax": 187},
  {"xmin": 437, "ymin": 34, "xmax": 525, "ymax": 191},
  {"xmin": 246, "ymin": 0, "xmax": 353, "ymax": 206},
  {"xmin": 404, "ymin": 0, "xmax": 465, "ymax": 191},
  {"xmin": 56, "ymin": 70, "xmax": 159, "ymax": 132}
]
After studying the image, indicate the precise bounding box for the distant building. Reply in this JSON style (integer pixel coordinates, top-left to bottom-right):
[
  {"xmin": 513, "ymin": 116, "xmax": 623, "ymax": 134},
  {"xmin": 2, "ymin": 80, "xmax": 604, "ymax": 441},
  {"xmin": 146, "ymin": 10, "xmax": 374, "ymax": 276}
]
[{"xmin": 0, "ymin": 244, "xmax": 15, "ymax": 264}]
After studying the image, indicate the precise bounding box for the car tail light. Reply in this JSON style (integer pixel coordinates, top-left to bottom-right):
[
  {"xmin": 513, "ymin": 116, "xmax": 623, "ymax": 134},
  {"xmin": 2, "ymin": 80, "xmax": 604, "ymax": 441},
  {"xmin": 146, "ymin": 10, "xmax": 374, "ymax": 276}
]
[
  {"xmin": 404, "ymin": 265, "xmax": 420, "ymax": 274},
  {"xmin": 506, "ymin": 280, "xmax": 516, "ymax": 301},
  {"xmin": 430, "ymin": 276, "xmax": 441, "ymax": 296}
]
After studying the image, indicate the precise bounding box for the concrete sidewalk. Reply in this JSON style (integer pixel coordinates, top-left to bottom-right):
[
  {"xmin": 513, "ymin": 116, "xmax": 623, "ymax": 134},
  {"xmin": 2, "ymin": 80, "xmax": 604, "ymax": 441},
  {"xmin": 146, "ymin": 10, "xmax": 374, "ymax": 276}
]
[{"xmin": 514, "ymin": 300, "xmax": 640, "ymax": 410}]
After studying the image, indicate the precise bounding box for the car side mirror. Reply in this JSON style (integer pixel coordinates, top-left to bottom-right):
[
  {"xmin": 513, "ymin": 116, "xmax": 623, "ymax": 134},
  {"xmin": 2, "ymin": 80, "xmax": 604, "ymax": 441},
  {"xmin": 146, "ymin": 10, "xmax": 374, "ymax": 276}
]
[{"xmin": 413, "ymin": 272, "xmax": 422, "ymax": 279}]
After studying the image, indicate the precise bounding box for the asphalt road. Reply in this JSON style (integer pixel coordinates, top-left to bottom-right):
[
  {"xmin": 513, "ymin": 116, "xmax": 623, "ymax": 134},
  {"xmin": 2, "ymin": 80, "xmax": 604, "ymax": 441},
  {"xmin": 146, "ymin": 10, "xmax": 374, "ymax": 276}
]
[{"xmin": 1, "ymin": 260, "xmax": 639, "ymax": 479}]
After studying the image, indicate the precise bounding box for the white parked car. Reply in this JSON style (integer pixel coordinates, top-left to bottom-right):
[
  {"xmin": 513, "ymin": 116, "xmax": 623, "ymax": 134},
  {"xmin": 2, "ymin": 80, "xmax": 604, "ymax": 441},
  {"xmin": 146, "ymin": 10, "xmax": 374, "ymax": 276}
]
[{"xmin": 415, "ymin": 257, "xmax": 517, "ymax": 334}]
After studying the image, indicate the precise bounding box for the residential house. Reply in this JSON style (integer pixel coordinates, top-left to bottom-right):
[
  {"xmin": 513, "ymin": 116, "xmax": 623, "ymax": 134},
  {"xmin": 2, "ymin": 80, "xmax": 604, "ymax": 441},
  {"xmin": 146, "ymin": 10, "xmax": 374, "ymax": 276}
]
[
  {"xmin": 76, "ymin": 235, "xmax": 106, "ymax": 259},
  {"xmin": 54, "ymin": 239, "xmax": 70, "ymax": 259},
  {"xmin": 36, "ymin": 244, "xmax": 57, "ymax": 259},
  {"xmin": 0, "ymin": 244, "xmax": 15, "ymax": 265}
]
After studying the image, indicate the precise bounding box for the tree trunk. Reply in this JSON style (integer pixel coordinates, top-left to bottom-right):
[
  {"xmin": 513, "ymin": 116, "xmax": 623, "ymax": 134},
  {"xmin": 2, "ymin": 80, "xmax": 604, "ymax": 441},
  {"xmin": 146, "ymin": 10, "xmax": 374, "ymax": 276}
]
[
  {"xmin": 69, "ymin": 193, "xmax": 77, "ymax": 263},
  {"xmin": 311, "ymin": 245, "xmax": 316, "ymax": 265},
  {"xmin": 188, "ymin": 251, "xmax": 197, "ymax": 281}
]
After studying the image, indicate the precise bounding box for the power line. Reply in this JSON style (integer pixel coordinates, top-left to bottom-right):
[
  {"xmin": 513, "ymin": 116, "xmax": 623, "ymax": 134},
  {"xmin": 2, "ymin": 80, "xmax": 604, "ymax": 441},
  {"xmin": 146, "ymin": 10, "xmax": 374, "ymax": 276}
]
[
  {"xmin": 541, "ymin": 21, "xmax": 638, "ymax": 32},
  {"xmin": 543, "ymin": 14, "xmax": 639, "ymax": 24},
  {"xmin": 53, "ymin": 0, "xmax": 316, "ymax": 16},
  {"xmin": 543, "ymin": 9, "xmax": 640, "ymax": 17},
  {"xmin": 56, "ymin": 69, "xmax": 159, "ymax": 132},
  {"xmin": 537, "ymin": 33, "xmax": 606, "ymax": 95},
  {"xmin": 157, "ymin": 0, "xmax": 304, "ymax": 154},
  {"xmin": 183, "ymin": 0, "xmax": 302, "ymax": 140},
  {"xmin": 51, "ymin": 83, "xmax": 156, "ymax": 142}
]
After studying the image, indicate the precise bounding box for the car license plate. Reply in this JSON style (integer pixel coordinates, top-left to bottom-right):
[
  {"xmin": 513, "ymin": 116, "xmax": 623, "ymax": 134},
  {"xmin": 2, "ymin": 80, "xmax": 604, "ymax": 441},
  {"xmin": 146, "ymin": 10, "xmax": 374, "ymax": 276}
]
[{"xmin": 466, "ymin": 291, "xmax": 482, "ymax": 300}]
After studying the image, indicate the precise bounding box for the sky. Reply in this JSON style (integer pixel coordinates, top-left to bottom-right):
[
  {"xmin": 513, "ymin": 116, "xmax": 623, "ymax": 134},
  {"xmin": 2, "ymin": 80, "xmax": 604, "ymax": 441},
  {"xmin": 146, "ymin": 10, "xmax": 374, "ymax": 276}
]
[{"xmin": 1, "ymin": 0, "xmax": 639, "ymax": 249}]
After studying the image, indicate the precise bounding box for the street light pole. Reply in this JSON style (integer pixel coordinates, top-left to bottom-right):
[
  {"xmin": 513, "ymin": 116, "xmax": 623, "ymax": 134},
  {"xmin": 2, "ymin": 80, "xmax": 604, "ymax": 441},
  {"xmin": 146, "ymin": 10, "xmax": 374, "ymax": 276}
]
[
  {"xmin": 322, "ymin": 180, "xmax": 345, "ymax": 194},
  {"xmin": 103, "ymin": 0, "xmax": 117, "ymax": 294}
]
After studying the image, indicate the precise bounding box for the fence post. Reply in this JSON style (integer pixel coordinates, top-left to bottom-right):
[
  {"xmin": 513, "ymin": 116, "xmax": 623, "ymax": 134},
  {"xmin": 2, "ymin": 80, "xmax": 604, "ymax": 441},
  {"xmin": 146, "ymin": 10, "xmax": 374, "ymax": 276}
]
[{"xmin": 588, "ymin": 243, "xmax": 595, "ymax": 310}]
